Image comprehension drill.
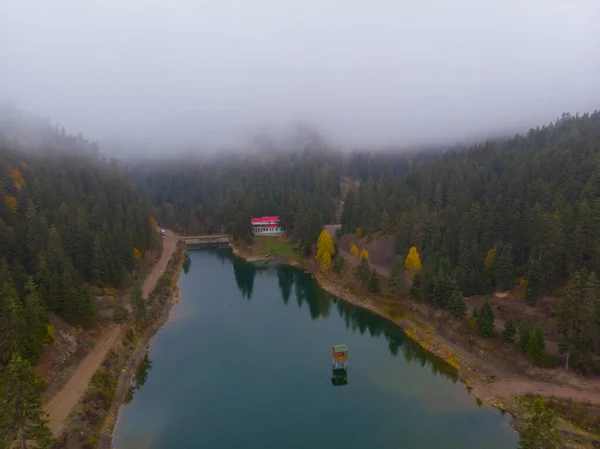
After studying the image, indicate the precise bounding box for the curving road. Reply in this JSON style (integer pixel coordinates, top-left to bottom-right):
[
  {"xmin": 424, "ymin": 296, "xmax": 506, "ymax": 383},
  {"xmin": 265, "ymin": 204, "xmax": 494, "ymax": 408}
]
[{"xmin": 45, "ymin": 230, "xmax": 179, "ymax": 437}]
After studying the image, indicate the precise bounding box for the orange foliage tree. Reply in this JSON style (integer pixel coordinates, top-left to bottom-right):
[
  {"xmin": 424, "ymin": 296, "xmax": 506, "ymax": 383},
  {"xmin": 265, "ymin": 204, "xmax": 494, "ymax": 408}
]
[
  {"xmin": 133, "ymin": 248, "xmax": 142, "ymax": 261},
  {"xmin": 4, "ymin": 195, "xmax": 18, "ymax": 212},
  {"xmin": 8, "ymin": 166, "xmax": 26, "ymax": 191}
]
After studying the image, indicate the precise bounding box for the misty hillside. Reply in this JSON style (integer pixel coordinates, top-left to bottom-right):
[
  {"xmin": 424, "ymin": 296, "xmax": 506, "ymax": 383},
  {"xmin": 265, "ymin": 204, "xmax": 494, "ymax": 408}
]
[
  {"xmin": 342, "ymin": 111, "xmax": 600, "ymax": 301},
  {"xmin": 0, "ymin": 115, "xmax": 158, "ymax": 365}
]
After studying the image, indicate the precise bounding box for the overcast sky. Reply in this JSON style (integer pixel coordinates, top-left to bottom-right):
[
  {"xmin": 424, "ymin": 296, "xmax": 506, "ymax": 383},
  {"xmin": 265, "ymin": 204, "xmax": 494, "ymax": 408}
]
[{"xmin": 1, "ymin": 0, "xmax": 599, "ymax": 152}]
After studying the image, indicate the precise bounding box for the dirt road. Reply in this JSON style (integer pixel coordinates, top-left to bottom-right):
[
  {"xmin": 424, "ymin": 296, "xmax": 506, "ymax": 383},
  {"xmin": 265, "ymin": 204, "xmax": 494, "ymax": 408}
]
[
  {"xmin": 46, "ymin": 230, "xmax": 180, "ymax": 437},
  {"xmin": 474, "ymin": 379, "xmax": 600, "ymax": 405}
]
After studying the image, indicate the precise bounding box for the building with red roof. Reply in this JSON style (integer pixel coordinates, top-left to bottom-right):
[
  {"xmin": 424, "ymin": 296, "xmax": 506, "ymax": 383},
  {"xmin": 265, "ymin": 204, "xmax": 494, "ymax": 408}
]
[{"xmin": 251, "ymin": 216, "xmax": 284, "ymax": 236}]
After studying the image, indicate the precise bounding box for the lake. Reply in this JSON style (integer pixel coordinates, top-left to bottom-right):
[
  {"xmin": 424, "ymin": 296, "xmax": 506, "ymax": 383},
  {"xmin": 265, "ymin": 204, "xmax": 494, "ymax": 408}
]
[{"xmin": 113, "ymin": 248, "xmax": 517, "ymax": 449}]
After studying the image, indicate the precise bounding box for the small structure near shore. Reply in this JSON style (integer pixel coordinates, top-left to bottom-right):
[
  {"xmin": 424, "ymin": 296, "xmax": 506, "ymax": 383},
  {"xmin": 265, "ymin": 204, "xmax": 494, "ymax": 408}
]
[
  {"xmin": 332, "ymin": 344, "xmax": 348, "ymax": 370},
  {"xmin": 331, "ymin": 344, "xmax": 349, "ymax": 387}
]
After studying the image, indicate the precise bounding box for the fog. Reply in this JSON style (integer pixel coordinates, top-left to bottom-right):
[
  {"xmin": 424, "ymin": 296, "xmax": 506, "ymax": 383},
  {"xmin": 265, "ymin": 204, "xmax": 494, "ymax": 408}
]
[{"xmin": 1, "ymin": 0, "xmax": 599, "ymax": 154}]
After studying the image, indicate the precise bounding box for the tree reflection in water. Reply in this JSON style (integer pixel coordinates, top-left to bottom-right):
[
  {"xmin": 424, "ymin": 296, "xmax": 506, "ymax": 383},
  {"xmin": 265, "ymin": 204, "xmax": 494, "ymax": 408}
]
[
  {"xmin": 124, "ymin": 352, "xmax": 153, "ymax": 404},
  {"xmin": 225, "ymin": 248, "xmax": 457, "ymax": 382}
]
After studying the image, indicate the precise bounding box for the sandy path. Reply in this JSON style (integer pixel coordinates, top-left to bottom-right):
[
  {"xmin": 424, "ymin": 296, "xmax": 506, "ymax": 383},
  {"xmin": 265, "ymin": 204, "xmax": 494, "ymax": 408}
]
[
  {"xmin": 46, "ymin": 230, "xmax": 179, "ymax": 437},
  {"xmin": 474, "ymin": 379, "xmax": 600, "ymax": 405}
]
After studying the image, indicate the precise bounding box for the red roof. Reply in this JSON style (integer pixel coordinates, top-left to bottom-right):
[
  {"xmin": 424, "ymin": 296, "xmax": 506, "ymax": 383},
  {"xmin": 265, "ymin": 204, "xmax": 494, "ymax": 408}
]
[{"xmin": 251, "ymin": 216, "xmax": 279, "ymax": 223}]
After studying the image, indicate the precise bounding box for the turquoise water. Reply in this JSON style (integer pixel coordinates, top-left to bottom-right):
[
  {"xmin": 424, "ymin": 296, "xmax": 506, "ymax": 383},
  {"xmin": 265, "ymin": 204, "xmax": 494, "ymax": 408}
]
[{"xmin": 113, "ymin": 248, "xmax": 517, "ymax": 449}]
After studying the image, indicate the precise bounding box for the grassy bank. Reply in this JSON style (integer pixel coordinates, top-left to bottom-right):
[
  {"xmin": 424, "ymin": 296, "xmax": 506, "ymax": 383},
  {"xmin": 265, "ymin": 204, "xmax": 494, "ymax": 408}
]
[{"xmin": 52, "ymin": 241, "xmax": 186, "ymax": 449}]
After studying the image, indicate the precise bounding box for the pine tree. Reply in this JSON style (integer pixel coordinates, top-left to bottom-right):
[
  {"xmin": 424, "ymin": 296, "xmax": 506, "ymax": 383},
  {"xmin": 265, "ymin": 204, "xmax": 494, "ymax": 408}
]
[
  {"xmin": 409, "ymin": 272, "xmax": 423, "ymax": 300},
  {"xmin": 112, "ymin": 300, "xmax": 130, "ymax": 324},
  {"xmin": 380, "ymin": 210, "xmax": 392, "ymax": 235},
  {"xmin": 388, "ymin": 257, "xmax": 407, "ymax": 298},
  {"xmin": 355, "ymin": 257, "xmax": 370, "ymax": 287},
  {"xmin": 525, "ymin": 260, "xmax": 543, "ymax": 305},
  {"xmin": 22, "ymin": 277, "xmax": 48, "ymax": 362},
  {"xmin": 404, "ymin": 246, "xmax": 423, "ymax": 276},
  {"xmin": 495, "ymin": 243, "xmax": 513, "ymax": 291},
  {"xmin": 502, "ymin": 317, "xmax": 517, "ymax": 343},
  {"xmin": 448, "ymin": 290, "xmax": 467, "ymax": 318},
  {"xmin": 130, "ymin": 281, "xmax": 147, "ymax": 323},
  {"xmin": 368, "ymin": 269, "xmax": 380, "ymax": 293},
  {"xmin": 518, "ymin": 319, "xmax": 532, "ymax": 354},
  {"xmin": 478, "ymin": 297, "xmax": 495, "ymax": 338},
  {"xmin": 0, "ymin": 354, "xmax": 53, "ymax": 448},
  {"xmin": 526, "ymin": 325, "xmax": 546, "ymax": 366},
  {"xmin": 0, "ymin": 284, "xmax": 25, "ymax": 364},
  {"xmin": 518, "ymin": 397, "xmax": 561, "ymax": 449}
]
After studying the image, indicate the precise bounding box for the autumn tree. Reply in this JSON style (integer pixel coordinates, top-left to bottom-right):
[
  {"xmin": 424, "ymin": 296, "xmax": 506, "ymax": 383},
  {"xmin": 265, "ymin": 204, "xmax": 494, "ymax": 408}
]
[
  {"xmin": 316, "ymin": 229, "xmax": 334, "ymax": 272},
  {"xmin": 404, "ymin": 246, "xmax": 422, "ymax": 276},
  {"xmin": 349, "ymin": 244, "xmax": 359, "ymax": 258},
  {"xmin": 359, "ymin": 248, "xmax": 369, "ymax": 261},
  {"xmin": 0, "ymin": 354, "xmax": 53, "ymax": 448}
]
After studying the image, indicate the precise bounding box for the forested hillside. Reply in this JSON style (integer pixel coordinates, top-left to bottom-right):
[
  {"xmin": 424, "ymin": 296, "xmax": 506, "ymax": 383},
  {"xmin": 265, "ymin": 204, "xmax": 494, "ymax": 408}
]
[
  {"xmin": 132, "ymin": 149, "xmax": 341, "ymax": 238},
  {"xmin": 0, "ymin": 107, "xmax": 158, "ymax": 366},
  {"xmin": 341, "ymin": 111, "xmax": 600, "ymax": 371}
]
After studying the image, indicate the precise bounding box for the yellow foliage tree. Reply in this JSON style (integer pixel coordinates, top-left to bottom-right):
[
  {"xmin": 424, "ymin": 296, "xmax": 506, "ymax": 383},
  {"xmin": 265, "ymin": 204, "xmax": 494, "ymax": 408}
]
[
  {"xmin": 404, "ymin": 246, "xmax": 422, "ymax": 275},
  {"xmin": 350, "ymin": 244, "xmax": 359, "ymax": 257},
  {"xmin": 360, "ymin": 248, "xmax": 369, "ymax": 261},
  {"xmin": 8, "ymin": 166, "xmax": 25, "ymax": 191},
  {"xmin": 316, "ymin": 250, "xmax": 332, "ymax": 272},
  {"xmin": 150, "ymin": 216, "xmax": 158, "ymax": 229},
  {"xmin": 484, "ymin": 248, "xmax": 496, "ymax": 269},
  {"xmin": 133, "ymin": 247, "xmax": 142, "ymax": 261},
  {"xmin": 316, "ymin": 229, "xmax": 334, "ymax": 272},
  {"xmin": 355, "ymin": 227, "xmax": 363, "ymax": 238},
  {"xmin": 317, "ymin": 229, "xmax": 335, "ymax": 256},
  {"xmin": 4, "ymin": 195, "xmax": 18, "ymax": 212}
]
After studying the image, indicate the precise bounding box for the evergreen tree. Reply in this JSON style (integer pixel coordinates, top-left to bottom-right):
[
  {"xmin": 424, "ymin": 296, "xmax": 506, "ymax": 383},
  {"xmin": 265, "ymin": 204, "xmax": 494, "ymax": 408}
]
[
  {"xmin": 388, "ymin": 257, "xmax": 408, "ymax": 298},
  {"xmin": 478, "ymin": 297, "xmax": 495, "ymax": 338},
  {"xmin": 409, "ymin": 272, "xmax": 423, "ymax": 300},
  {"xmin": 22, "ymin": 277, "xmax": 48, "ymax": 362},
  {"xmin": 355, "ymin": 257, "xmax": 370, "ymax": 287},
  {"xmin": 495, "ymin": 244, "xmax": 513, "ymax": 291},
  {"xmin": 448, "ymin": 290, "xmax": 467, "ymax": 318},
  {"xmin": 518, "ymin": 319, "xmax": 532, "ymax": 354},
  {"xmin": 368, "ymin": 269, "xmax": 380, "ymax": 294},
  {"xmin": 526, "ymin": 325, "xmax": 546, "ymax": 366},
  {"xmin": 0, "ymin": 284, "xmax": 25, "ymax": 365},
  {"xmin": 130, "ymin": 281, "xmax": 147, "ymax": 323},
  {"xmin": 0, "ymin": 354, "xmax": 53, "ymax": 448},
  {"xmin": 112, "ymin": 300, "xmax": 130, "ymax": 324},
  {"xmin": 518, "ymin": 397, "xmax": 561, "ymax": 449},
  {"xmin": 525, "ymin": 260, "xmax": 543, "ymax": 305},
  {"xmin": 501, "ymin": 317, "xmax": 517, "ymax": 343}
]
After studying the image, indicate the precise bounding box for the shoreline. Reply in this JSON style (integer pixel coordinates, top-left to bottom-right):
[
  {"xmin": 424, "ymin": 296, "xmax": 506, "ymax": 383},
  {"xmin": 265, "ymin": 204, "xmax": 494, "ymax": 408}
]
[
  {"xmin": 229, "ymin": 244, "xmax": 531, "ymax": 431},
  {"xmin": 99, "ymin": 241, "xmax": 186, "ymax": 449}
]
